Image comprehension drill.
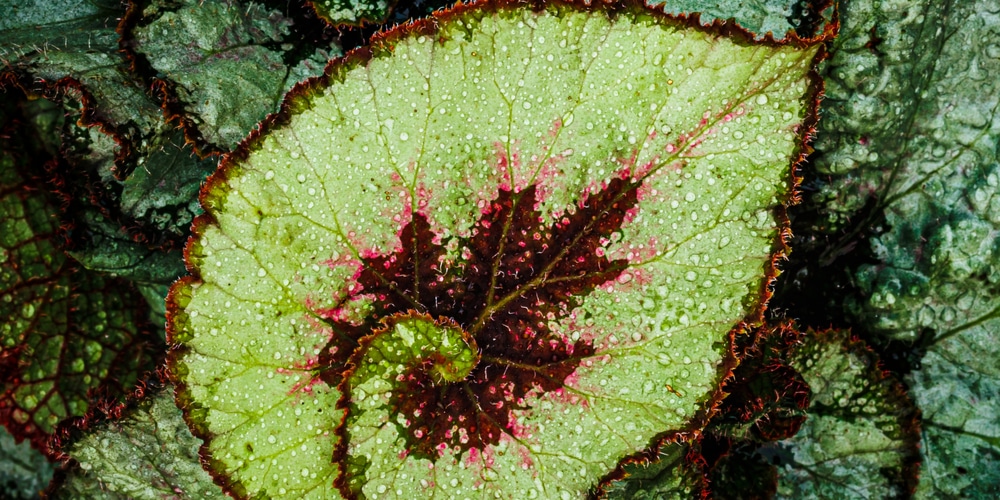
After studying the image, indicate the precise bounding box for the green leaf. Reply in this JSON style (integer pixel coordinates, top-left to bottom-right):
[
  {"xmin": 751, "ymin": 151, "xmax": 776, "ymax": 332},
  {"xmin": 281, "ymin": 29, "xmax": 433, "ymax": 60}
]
[
  {"xmin": 774, "ymin": 329, "xmax": 920, "ymax": 499},
  {"xmin": 600, "ymin": 440, "xmax": 706, "ymax": 499},
  {"xmin": 131, "ymin": 0, "xmax": 343, "ymax": 150},
  {"xmin": 801, "ymin": 0, "xmax": 1000, "ymax": 493},
  {"xmin": 824, "ymin": 0, "xmax": 1000, "ymax": 341},
  {"xmin": 0, "ymin": 103, "xmax": 162, "ymax": 453},
  {"xmin": 66, "ymin": 208, "xmax": 186, "ymax": 285},
  {"xmin": 0, "ymin": 0, "xmax": 164, "ymax": 140},
  {"xmin": 168, "ymin": 1, "xmax": 821, "ymax": 497},
  {"xmin": 650, "ymin": 0, "xmax": 801, "ymax": 39},
  {"xmin": 307, "ymin": 0, "xmax": 395, "ymax": 26},
  {"xmin": 0, "ymin": 425, "xmax": 54, "ymax": 500},
  {"xmin": 2, "ymin": 0, "xmax": 217, "ymax": 246},
  {"xmin": 48, "ymin": 386, "xmax": 226, "ymax": 500},
  {"xmin": 910, "ymin": 325, "xmax": 1000, "ymax": 498}
]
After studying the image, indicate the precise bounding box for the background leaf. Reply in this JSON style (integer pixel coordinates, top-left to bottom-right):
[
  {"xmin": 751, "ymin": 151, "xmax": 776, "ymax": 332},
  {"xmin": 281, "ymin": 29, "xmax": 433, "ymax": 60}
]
[
  {"xmin": 129, "ymin": 0, "xmax": 343, "ymax": 151},
  {"xmin": 0, "ymin": 98, "xmax": 162, "ymax": 455},
  {"xmin": 47, "ymin": 385, "xmax": 225, "ymax": 500},
  {"xmin": 773, "ymin": 329, "xmax": 920, "ymax": 498}
]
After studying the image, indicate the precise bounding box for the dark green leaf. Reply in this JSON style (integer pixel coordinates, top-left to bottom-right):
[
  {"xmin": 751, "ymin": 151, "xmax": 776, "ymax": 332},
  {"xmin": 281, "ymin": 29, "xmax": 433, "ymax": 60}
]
[
  {"xmin": 131, "ymin": 0, "xmax": 342, "ymax": 150},
  {"xmin": 49, "ymin": 387, "xmax": 225, "ymax": 500},
  {"xmin": 774, "ymin": 329, "xmax": 920, "ymax": 498}
]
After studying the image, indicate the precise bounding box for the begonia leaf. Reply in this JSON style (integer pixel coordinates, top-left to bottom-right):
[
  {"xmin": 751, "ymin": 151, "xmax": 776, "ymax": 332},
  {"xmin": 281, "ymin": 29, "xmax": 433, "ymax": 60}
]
[
  {"xmin": 167, "ymin": 1, "xmax": 822, "ymax": 498},
  {"xmin": 909, "ymin": 323, "xmax": 1000, "ymax": 498},
  {"xmin": 600, "ymin": 440, "xmax": 706, "ymax": 499},
  {"xmin": 0, "ymin": 104, "xmax": 162, "ymax": 455},
  {"xmin": 774, "ymin": 329, "xmax": 920, "ymax": 498},
  {"xmin": 709, "ymin": 322, "xmax": 809, "ymax": 442},
  {"xmin": 789, "ymin": 0, "xmax": 1000, "ymax": 493},
  {"xmin": 307, "ymin": 0, "xmax": 397, "ymax": 26},
  {"xmin": 46, "ymin": 92, "xmax": 216, "ymax": 247},
  {"xmin": 130, "ymin": 0, "xmax": 343, "ymax": 151},
  {"xmin": 650, "ymin": 0, "xmax": 801, "ymax": 39},
  {"xmin": 0, "ymin": 0, "xmax": 164, "ymax": 145},
  {"xmin": 66, "ymin": 208, "xmax": 185, "ymax": 285},
  {"xmin": 47, "ymin": 386, "xmax": 225, "ymax": 500}
]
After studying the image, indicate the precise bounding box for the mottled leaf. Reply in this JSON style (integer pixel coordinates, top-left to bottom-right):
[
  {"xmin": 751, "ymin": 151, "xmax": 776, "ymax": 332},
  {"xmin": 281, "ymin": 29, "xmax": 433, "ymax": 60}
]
[
  {"xmin": 794, "ymin": 0, "xmax": 1000, "ymax": 494},
  {"xmin": 168, "ymin": 1, "xmax": 821, "ymax": 498},
  {"xmin": 307, "ymin": 0, "xmax": 396, "ymax": 26},
  {"xmin": 131, "ymin": 0, "xmax": 342, "ymax": 150},
  {"xmin": 46, "ymin": 93, "xmax": 215, "ymax": 247},
  {"xmin": 650, "ymin": 0, "xmax": 801, "ymax": 39},
  {"xmin": 774, "ymin": 329, "xmax": 920, "ymax": 499},
  {"xmin": 910, "ymin": 326, "xmax": 1000, "ymax": 498},
  {"xmin": 0, "ymin": 104, "xmax": 162, "ymax": 454},
  {"xmin": 828, "ymin": 0, "xmax": 1000, "ymax": 340},
  {"xmin": 48, "ymin": 386, "xmax": 225, "ymax": 500}
]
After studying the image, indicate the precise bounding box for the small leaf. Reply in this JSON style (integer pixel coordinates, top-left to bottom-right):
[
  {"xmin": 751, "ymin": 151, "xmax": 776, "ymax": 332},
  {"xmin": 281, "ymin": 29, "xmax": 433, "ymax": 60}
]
[
  {"xmin": 773, "ymin": 329, "xmax": 920, "ymax": 499},
  {"xmin": 47, "ymin": 385, "xmax": 226, "ymax": 500},
  {"xmin": 600, "ymin": 440, "xmax": 707, "ymax": 499},
  {"xmin": 710, "ymin": 322, "xmax": 810, "ymax": 442},
  {"xmin": 169, "ymin": 1, "xmax": 822, "ymax": 497},
  {"xmin": 307, "ymin": 0, "xmax": 396, "ymax": 26},
  {"xmin": 65, "ymin": 208, "xmax": 186, "ymax": 285}
]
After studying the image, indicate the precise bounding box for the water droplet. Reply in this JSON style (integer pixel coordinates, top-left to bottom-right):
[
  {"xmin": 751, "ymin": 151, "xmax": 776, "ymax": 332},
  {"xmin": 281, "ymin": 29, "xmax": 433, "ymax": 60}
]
[
  {"xmin": 268, "ymin": 435, "xmax": 277, "ymax": 444},
  {"xmin": 684, "ymin": 192, "xmax": 696, "ymax": 202},
  {"xmin": 684, "ymin": 271, "xmax": 697, "ymax": 282},
  {"xmin": 400, "ymin": 132, "xmax": 409, "ymax": 141},
  {"xmin": 257, "ymin": 268, "xmax": 267, "ymax": 277},
  {"xmin": 21, "ymin": 303, "xmax": 35, "ymax": 319},
  {"xmin": 755, "ymin": 94, "xmax": 768, "ymax": 105},
  {"xmin": 301, "ymin": 468, "xmax": 310, "ymax": 477},
  {"xmin": 290, "ymin": 151, "xmax": 300, "ymax": 159},
  {"xmin": 296, "ymin": 174, "xmax": 307, "ymax": 183}
]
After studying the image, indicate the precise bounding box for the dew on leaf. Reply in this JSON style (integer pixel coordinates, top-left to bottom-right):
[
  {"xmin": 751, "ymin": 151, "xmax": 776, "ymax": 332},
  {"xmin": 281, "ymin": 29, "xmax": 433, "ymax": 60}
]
[{"xmin": 167, "ymin": 2, "xmax": 821, "ymax": 498}]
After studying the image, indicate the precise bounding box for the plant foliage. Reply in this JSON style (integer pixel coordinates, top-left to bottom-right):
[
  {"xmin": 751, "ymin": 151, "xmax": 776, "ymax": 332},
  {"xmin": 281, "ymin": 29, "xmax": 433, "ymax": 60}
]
[{"xmin": 1, "ymin": 0, "xmax": 998, "ymax": 498}]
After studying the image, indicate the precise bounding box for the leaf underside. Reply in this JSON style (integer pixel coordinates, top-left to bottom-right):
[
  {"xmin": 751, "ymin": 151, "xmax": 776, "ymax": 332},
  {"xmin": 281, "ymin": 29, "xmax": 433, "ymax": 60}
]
[{"xmin": 168, "ymin": 1, "xmax": 819, "ymax": 498}]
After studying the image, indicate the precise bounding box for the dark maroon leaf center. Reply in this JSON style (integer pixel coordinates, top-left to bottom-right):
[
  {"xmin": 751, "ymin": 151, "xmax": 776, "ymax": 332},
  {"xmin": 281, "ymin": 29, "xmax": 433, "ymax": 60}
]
[{"xmin": 323, "ymin": 176, "xmax": 640, "ymax": 459}]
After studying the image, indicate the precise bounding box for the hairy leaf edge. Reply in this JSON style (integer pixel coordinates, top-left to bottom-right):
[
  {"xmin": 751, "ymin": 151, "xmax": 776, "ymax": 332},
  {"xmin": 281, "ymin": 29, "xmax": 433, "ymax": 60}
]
[{"xmin": 165, "ymin": 0, "xmax": 833, "ymax": 497}]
